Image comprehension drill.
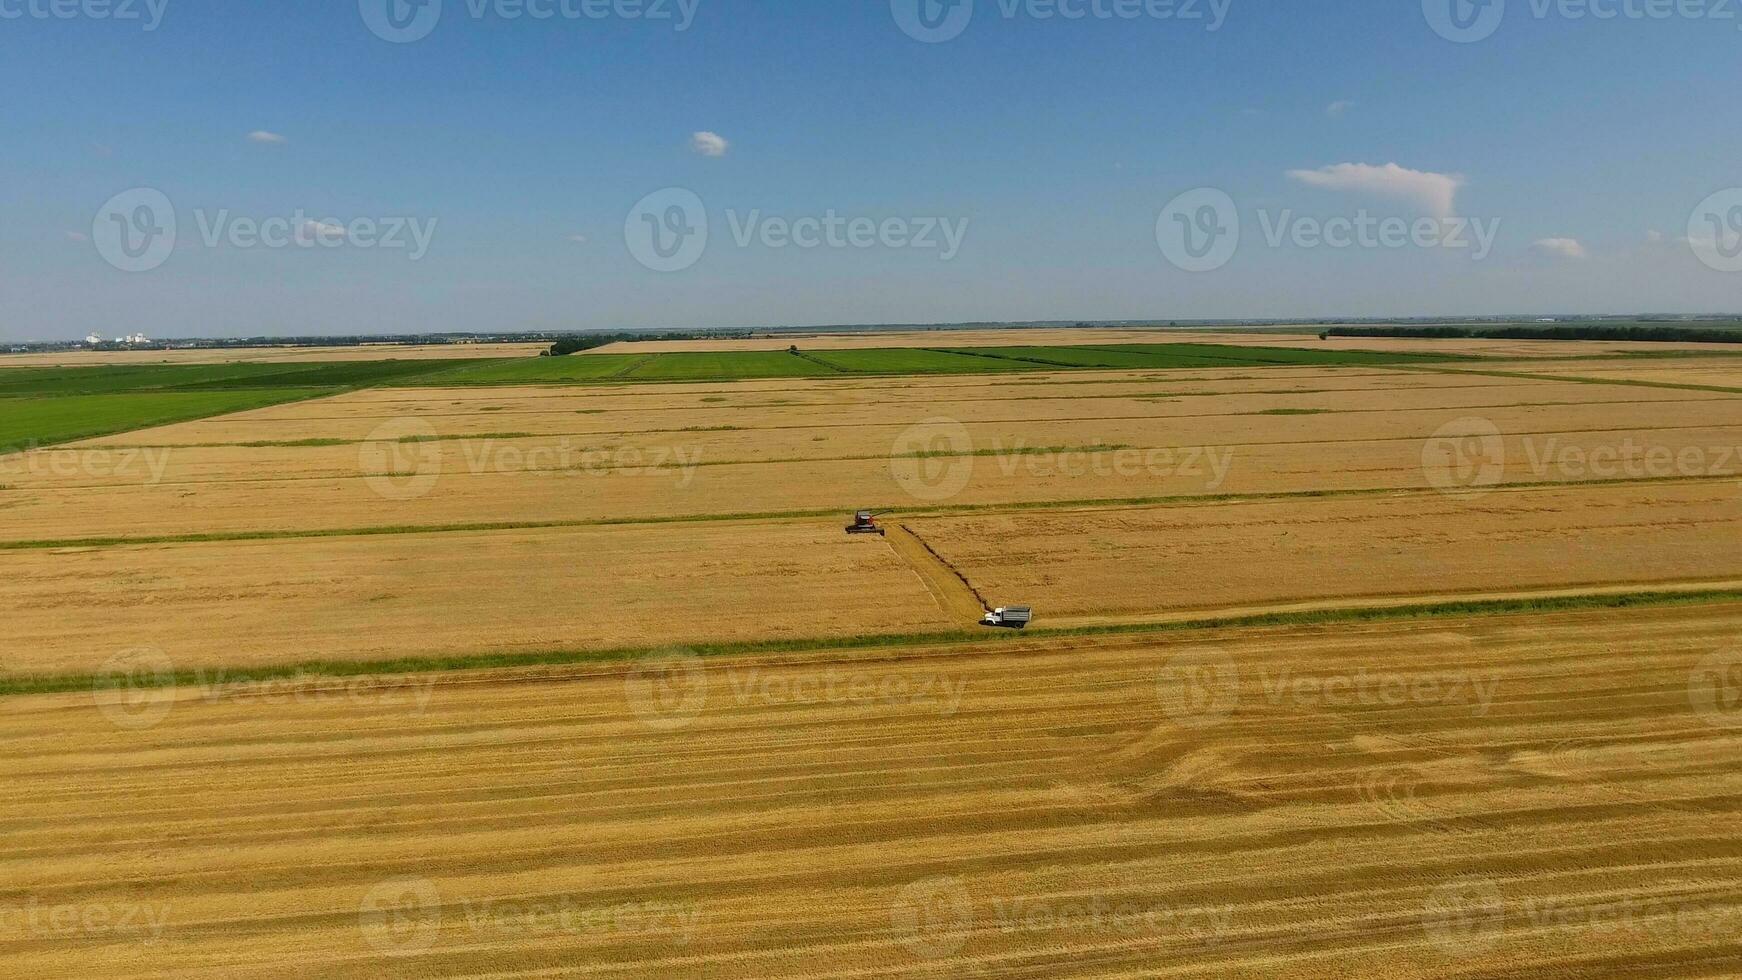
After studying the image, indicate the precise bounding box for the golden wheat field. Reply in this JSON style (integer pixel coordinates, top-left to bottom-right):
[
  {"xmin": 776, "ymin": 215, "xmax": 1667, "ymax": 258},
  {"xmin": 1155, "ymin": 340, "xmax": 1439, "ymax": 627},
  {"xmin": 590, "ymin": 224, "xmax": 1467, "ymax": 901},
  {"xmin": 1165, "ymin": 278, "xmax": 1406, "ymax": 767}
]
[
  {"xmin": 5, "ymin": 602, "xmax": 1742, "ymax": 978},
  {"xmin": 5, "ymin": 336, "xmax": 1742, "ymax": 978}
]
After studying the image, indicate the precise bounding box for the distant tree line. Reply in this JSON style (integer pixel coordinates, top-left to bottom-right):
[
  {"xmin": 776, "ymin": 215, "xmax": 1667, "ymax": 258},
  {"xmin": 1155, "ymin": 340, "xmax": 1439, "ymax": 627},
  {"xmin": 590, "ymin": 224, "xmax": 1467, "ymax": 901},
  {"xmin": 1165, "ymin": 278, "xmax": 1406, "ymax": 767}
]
[{"xmin": 1322, "ymin": 324, "xmax": 1742, "ymax": 344}]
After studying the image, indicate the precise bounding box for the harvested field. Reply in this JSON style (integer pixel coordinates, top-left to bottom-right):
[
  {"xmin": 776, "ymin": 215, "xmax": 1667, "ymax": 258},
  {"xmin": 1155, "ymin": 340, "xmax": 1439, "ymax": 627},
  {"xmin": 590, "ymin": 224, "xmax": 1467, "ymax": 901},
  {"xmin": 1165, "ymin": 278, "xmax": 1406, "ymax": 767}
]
[
  {"xmin": 4, "ymin": 602, "xmax": 1741, "ymax": 977},
  {"xmin": 0, "ymin": 521, "xmax": 956, "ymax": 676},
  {"xmin": 1478, "ymin": 357, "xmax": 1742, "ymax": 390},
  {"xmin": 4, "ymin": 362, "xmax": 1739, "ymax": 544},
  {"xmin": 7, "ymin": 346, "xmax": 1742, "ymax": 978},
  {"xmin": 906, "ymin": 481, "xmax": 1742, "ymax": 620}
]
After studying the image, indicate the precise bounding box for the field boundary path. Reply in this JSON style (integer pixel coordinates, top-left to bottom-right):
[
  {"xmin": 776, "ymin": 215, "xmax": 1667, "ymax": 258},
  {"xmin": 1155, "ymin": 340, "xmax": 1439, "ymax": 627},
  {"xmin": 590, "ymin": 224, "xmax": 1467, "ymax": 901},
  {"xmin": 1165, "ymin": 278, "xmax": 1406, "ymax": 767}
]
[{"xmin": 885, "ymin": 522, "xmax": 988, "ymax": 623}]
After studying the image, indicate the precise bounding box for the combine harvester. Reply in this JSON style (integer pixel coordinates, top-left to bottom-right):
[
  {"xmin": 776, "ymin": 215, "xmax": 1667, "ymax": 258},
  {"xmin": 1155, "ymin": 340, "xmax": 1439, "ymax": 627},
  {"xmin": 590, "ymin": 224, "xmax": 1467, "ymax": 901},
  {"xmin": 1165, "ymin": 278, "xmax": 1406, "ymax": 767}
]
[{"xmin": 844, "ymin": 510, "xmax": 888, "ymax": 537}]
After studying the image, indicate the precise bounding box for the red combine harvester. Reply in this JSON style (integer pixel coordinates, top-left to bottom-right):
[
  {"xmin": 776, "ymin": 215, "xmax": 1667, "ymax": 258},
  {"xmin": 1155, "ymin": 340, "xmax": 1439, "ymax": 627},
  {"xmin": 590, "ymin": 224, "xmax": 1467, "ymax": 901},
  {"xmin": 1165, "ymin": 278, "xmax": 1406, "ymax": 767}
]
[{"xmin": 845, "ymin": 510, "xmax": 887, "ymax": 537}]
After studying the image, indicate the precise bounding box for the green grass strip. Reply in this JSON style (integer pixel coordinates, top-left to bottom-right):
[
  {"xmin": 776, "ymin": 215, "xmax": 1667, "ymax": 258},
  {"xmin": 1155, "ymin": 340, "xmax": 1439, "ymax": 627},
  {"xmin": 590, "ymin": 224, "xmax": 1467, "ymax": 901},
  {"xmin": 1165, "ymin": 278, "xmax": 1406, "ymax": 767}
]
[{"xmin": 9, "ymin": 587, "xmax": 1741, "ymax": 697}]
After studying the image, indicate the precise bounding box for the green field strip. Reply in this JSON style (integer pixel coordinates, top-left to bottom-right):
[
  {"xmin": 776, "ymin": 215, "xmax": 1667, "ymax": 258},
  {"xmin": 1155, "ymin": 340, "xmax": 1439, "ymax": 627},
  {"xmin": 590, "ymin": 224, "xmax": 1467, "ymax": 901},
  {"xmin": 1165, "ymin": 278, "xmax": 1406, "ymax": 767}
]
[
  {"xmin": 0, "ymin": 359, "xmax": 505, "ymax": 395},
  {"xmin": 803, "ymin": 347, "xmax": 1044, "ymax": 374},
  {"xmin": 623, "ymin": 351, "xmax": 831, "ymax": 380},
  {"xmin": 0, "ymin": 389, "xmax": 339, "ymax": 456},
  {"xmin": 7, "ymin": 586, "xmax": 1741, "ymax": 697},
  {"xmin": 404, "ymin": 355, "xmax": 649, "ymax": 384}
]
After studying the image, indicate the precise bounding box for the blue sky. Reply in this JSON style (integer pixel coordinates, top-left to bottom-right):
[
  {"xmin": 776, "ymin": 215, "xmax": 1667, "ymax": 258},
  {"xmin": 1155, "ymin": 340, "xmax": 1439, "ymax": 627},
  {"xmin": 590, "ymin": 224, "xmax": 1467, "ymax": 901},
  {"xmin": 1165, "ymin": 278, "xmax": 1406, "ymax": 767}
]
[{"xmin": 2, "ymin": 0, "xmax": 1739, "ymax": 340}]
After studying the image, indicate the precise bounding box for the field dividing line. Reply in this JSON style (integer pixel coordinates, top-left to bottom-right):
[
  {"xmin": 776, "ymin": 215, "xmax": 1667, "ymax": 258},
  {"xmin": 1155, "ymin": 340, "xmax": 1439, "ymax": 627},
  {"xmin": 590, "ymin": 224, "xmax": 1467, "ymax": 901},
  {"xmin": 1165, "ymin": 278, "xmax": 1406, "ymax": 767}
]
[
  {"xmin": 883, "ymin": 523, "xmax": 988, "ymax": 623},
  {"xmin": 10, "ymin": 587, "xmax": 1742, "ymax": 697},
  {"xmin": 7, "ymin": 471, "xmax": 1741, "ymax": 551},
  {"xmin": 1398, "ymin": 363, "xmax": 1742, "ymax": 395},
  {"xmin": 1041, "ymin": 578, "xmax": 1742, "ymax": 631}
]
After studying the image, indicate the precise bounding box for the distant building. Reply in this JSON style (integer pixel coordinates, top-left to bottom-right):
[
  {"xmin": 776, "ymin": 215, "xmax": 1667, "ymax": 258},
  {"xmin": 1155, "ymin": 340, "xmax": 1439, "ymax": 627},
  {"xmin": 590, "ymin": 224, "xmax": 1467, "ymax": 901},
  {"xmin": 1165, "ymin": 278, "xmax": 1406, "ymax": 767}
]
[{"xmin": 85, "ymin": 334, "xmax": 103, "ymax": 345}]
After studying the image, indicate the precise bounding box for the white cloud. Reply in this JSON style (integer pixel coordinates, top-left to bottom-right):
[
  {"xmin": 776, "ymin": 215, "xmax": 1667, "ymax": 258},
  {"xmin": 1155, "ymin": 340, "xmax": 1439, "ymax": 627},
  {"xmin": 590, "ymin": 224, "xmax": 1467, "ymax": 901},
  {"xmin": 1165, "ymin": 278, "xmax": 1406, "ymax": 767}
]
[
  {"xmin": 1326, "ymin": 100, "xmax": 1355, "ymax": 118},
  {"xmin": 1646, "ymin": 230, "xmax": 1666, "ymax": 244},
  {"xmin": 690, "ymin": 131, "xmax": 729, "ymax": 157},
  {"xmin": 65, "ymin": 231, "xmax": 88, "ymax": 242},
  {"xmin": 568, "ymin": 234, "xmax": 589, "ymax": 244},
  {"xmin": 1533, "ymin": 237, "xmax": 1588, "ymax": 259},
  {"xmin": 1286, "ymin": 162, "xmax": 1466, "ymax": 219},
  {"xmin": 247, "ymin": 130, "xmax": 288, "ymax": 145},
  {"xmin": 298, "ymin": 220, "xmax": 347, "ymax": 242}
]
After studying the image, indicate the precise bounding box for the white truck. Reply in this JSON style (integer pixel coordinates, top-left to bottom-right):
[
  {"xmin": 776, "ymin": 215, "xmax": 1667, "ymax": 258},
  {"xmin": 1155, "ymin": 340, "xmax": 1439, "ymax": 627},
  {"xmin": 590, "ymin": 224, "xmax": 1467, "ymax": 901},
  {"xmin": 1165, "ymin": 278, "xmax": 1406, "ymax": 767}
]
[{"xmin": 982, "ymin": 606, "xmax": 1033, "ymax": 629}]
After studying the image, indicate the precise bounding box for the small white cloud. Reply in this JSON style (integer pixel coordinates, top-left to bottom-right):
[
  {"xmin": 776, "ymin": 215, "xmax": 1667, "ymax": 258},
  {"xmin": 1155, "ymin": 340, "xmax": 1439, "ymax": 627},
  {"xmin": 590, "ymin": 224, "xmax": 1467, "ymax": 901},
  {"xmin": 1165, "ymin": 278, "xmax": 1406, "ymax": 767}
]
[
  {"xmin": 298, "ymin": 220, "xmax": 347, "ymax": 243},
  {"xmin": 65, "ymin": 231, "xmax": 88, "ymax": 242},
  {"xmin": 247, "ymin": 130, "xmax": 288, "ymax": 145},
  {"xmin": 1287, "ymin": 162, "xmax": 1466, "ymax": 219},
  {"xmin": 1646, "ymin": 230, "xmax": 1665, "ymax": 244},
  {"xmin": 1326, "ymin": 100, "xmax": 1356, "ymax": 118},
  {"xmin": 690, "ymin": 131, "xmax": 729, "ymax": 157},
  {"xmin": 1533, "ymin": 237, "xmax": 1588, "ymax": 259},
  {"xmin": 568, "ymin": 234, "xmax": 589, "ymax": 244}
]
